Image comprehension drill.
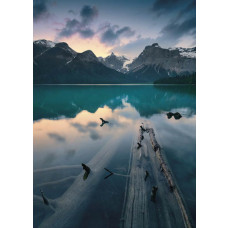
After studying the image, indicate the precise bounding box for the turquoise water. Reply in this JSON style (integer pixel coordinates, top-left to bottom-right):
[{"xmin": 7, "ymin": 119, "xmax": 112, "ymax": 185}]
[{"xmin": 33, "ymin": 85, "xmax": 196, "ymax": 227}]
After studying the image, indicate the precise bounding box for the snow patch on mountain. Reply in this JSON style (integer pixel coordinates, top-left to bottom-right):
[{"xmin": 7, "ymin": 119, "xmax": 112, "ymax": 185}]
[
  {"xmin": 98, "ymin": 52, "xmax": 130, "ymax": 73},
  {"xmin": 34, "ymin": 39, "xmax": 56, "ymax": 48},
  {"xmin": 169, "ymin": 47, "xmax": 196, "ymax": 58},
  {"xmin": 123, "ymin": 58, "xmax": 134, "ymax": 71}
]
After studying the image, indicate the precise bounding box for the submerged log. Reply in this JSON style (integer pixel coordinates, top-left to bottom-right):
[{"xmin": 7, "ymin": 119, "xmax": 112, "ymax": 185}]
[
  {"xmin": 148, "ymin": 127, "xmax": 192, "ymax": 228},
  {"xmin": 121, "ymin": 127, "xmax": 189, "ymax": 228},
  {"xmin": 39, "ymin": 135, "xmax": 125, "ymax": 228}
]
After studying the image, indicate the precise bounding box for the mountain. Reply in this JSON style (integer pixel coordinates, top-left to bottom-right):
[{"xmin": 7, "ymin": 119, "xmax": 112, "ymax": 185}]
[
  {"xmin": 126, "ymin": 43, "xmax": 196, "ymax": 82},
  {"xmin": 33, "ymin": 40, "xmax": 127, "ymax": 84},
  {"xmin": 33, "ymin": 40, "xmax": 56, "ymax": 58},
  {"xmin": 33, "ymin": 40, "xmax": 196, "ymax": 84},
  {"xmin": 98, "ymin": 52, "xmax": 130, "ymax": 73},
  {"xmin": 169, "ymin": 47, "xmax": 196, "ymax": 58}
]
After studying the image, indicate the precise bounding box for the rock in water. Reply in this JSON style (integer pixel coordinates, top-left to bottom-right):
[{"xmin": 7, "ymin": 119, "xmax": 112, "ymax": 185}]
[{"xmin": 173, "ymin": 112, "xmax": 182, "ymax": 119}]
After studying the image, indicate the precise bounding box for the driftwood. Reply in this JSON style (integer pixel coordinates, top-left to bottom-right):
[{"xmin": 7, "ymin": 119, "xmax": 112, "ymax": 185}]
[
  {"xmin": 121, "ymin": 127, "xmax": 190, "ymax": 228},
  {"xmin": 147, "ymin": 128, "xmax": 175, "ymax": 191},
  {"xmin": 39, "ymin": 135, "xmax": 124, "ymax": 228},
  {"xmin": 147, "ymin": 127, "xmax": 192, "ymax": 228}
]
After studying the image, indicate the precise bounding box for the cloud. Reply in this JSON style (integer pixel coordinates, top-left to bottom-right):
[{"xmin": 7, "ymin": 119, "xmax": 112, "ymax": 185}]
[
  {"xmin": 71, "ymin": 122, "xmax": 101, "ymax": 140},
  {"xmin": 89, "ymin": 130, "xmax": 101, "ymax": 140},
  {"xmin": 112, "ymin": 15, "xmax": 195, "ymax": 57},
  {"xmin": 56, "ymin": 5, "xmax": 98, "ymax": 39},
  {"xmin": 79, "ymin": 29, "xmax": 95, "ymax": 38},
  {"xmin": 48, "ymin": 133, "xmax": 65, "ymax": 142},
  {"xmin": 57, "ymin": 18, "xmax": 95, "ymax": 39},
  {"xmin": 186, "ymin": 0, "xmax": 196, "ymax": 11},
  {"xmin": 172, "ymin": 0, "xmax": 196, "ymax": 23},
  {"xmin": 34, "ymin": 0, "xmax": 49, "ymax": 22},
  {"xmin": 159, "ymin": 17, "xmax": 196, "ymax": 44},
  {"xmin": 58, "ymin": 19, "xmax": 79, "ymax": 37},
  {"xmin": 87, "ymin": 121, "xmax": 98, "ymax": 127},
  {"xmin": 56, "ymin": 5, "xmax": 135, "ymax": 46},
  {"xmin": 145, "ymin": 0, "xmax": 196, "ymax": 48},
  {"xmin": 151, "ymin": 0, "xmax": 184, "ymax": 16},
  {"xmin": 100, "ymin": 24, "xmax": 135, "ymax": 45},
  {"xmin": 71, "ymin": 123, "xmax": 87, "ymax": 132},
  {"xmin": 80, "ymin": 5, "xmax": 98, "ymax": 25},
  {"xmin": 151, "ymin": 0, "xmax": 196, "ymax": 26}
]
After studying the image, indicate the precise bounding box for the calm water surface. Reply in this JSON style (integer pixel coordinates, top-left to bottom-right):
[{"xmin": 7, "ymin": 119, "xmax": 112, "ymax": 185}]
[{"xmin": 33, "ymin": 85, "xmax": 196, "ymax": 228}]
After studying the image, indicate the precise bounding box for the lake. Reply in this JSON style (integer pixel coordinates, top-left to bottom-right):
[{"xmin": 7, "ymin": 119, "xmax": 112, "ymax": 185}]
[{"xmin": 33, "ymin": 85, "xmax": 196, "ymax": 228}]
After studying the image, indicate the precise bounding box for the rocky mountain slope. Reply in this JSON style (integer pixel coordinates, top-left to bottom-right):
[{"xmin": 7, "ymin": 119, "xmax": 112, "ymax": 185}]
[
  {"xmin": 126, "ymin": 43, "xmax": 196, "ymax": 82},
  {"xmin": 98, "ymin": 52, "xmax": 129, "ymax": 73},
  {"xmin": 33, "ymin": 40, "xmax": 196, "ymax": 84},
  {"xmin": 33, "ymin": 40, "xmax": 127, "ymax": 84},
  {"xmin": 169, "ymin": 47, "xmax": 196, "ymax": 58}
]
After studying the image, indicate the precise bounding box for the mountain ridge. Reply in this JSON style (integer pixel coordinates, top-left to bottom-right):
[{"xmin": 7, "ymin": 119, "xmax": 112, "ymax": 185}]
[
  {"xmin": 33, "ymin": 39, "xmax": 127, "ymax": 84},
  {"xmin": 98, "ymin": 52, "xmax": 129, "ymax": 73},
  {"xmin": 33, "ymin": 39, "xmax": 196, "ymax": 84}
]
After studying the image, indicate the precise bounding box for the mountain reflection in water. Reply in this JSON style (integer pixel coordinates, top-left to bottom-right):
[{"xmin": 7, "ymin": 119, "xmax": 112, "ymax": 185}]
[
  {"xmin": 34, "ymin": 85, "xmax": 195, "ymax": 121},
  {"xmin": 33, "ymin": 85, "xmax": 196, "ymax": 228}
]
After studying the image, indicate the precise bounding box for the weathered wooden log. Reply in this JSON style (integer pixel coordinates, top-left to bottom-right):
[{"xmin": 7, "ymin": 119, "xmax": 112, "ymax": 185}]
[
  {"xmin": 148, "ymin": 127, "xmax": 192, "ymax": 228},
  {"xmin": 121, "ymin": 127, "xmax": 190, "ymax": 228}
]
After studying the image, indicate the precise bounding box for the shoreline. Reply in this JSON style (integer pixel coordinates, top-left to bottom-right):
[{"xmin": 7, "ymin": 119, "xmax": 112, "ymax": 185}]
[{"xmin": 33, "ymin": 83, "xmax": 196, "ymax": 86}]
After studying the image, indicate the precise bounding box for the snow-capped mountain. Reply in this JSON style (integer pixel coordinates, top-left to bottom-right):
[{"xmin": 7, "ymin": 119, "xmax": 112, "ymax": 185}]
[
  {"xmin": 33, "ymin": 39, "xmax": 126, "ymax": 84},
  {"xmin": 126, "ymin": 43, "xmax": 196, "ymax": 82},
  {"xmin": 98, "ymin": 52, "xmax": 129, "ymax": 73},
  {"xmin": 169, "ymin": 47, "xmax": 196, "ymax": 58},
  {"xmin": 33, "ymin": 39, "xmax": 77, "ymax": 58},
  {"xmin": 33, "ymin": 40, "xmax": 196, "ymax": 84},
  {"xmin": 34, "ymin": 39, "xmax": 56, "ymax": 48}
]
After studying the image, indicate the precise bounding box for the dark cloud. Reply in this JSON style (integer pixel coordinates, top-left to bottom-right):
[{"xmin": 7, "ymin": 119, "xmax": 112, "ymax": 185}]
[
  {"xmin": 159, "ymin": 17, "xmax": 196, "ymax": 42},
  {"xmin": 58, "ymin": 19, "xmax": 79, "ymax": 37},
  {"xmin": 80, "ymin": 5, "xmax": 98, "ymax": 25},
  {"xmin": 100, "ymin": 24, "xmax": 135, "ymax": 45},
  {"xmin": 57, "ymin": 5, "xmax": 97, "ymax": 39},
  {"xmin": 173, "ymin": 0, "xmax": 196, "ymax": 22},
  {"xmin": 48, "ymin": 133, "xmax": 65, "ymax": 142},
  {"xmin": 148, "ymin": 0, "xmax": 196, "ymax": 48},
  {"xmin": 80, "ymin": 29, "xmax": 95, "ymax": 38},
  {"xmin": 57, "ymin": 18, "xmax": 95, "ymax": 38},
  {"xmin": 151, "ymin": 0, "xmax": 183, "ymax": 16},
  {"xmin": 113, "ymin": 15, "xmax": 195, "ymax": 57},
  {"xmin": 182, "ymin": 0, "xmax": 196, "ymax": 14},
  {"xmin": 34, "ymin": 0, "xmax": 49, "ymax": 22},
  {"xmin": 151, "ymin": 0, "xmax": 196, "ymax": 23}
]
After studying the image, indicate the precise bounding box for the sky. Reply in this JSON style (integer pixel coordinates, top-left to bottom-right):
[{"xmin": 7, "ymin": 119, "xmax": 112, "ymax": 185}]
[{"xmin": 33, "ymin": 0, "xmax": 196, "ymax": 58}]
